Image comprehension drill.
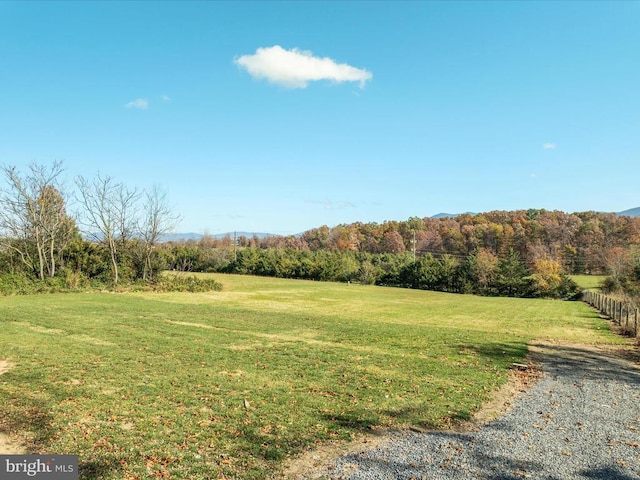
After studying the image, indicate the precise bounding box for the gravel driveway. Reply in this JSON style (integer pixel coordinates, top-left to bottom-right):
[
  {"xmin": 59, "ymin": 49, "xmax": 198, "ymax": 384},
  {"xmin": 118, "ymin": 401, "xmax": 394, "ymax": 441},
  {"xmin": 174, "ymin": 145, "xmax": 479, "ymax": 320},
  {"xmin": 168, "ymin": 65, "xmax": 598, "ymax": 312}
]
[{"xmin": 310, "ymin": 342, "xmax": 640, "ymax": 480}]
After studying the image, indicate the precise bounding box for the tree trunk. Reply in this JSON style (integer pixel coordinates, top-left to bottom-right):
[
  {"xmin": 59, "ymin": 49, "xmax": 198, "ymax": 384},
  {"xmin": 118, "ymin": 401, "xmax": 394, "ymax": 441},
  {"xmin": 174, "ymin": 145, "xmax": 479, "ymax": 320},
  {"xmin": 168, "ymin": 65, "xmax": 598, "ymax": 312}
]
[{"xmin": 108, "ymin": 237, "xmax": 119, "ymax": 285}]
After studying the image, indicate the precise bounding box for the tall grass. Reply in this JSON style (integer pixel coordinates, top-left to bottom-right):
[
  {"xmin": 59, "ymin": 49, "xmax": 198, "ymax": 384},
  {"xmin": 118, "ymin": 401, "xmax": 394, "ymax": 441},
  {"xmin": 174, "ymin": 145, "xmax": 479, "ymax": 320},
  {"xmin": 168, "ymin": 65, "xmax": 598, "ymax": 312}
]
[{"xmin": 0, "ymin": 274, "xmax": 623, "ymax": 479}]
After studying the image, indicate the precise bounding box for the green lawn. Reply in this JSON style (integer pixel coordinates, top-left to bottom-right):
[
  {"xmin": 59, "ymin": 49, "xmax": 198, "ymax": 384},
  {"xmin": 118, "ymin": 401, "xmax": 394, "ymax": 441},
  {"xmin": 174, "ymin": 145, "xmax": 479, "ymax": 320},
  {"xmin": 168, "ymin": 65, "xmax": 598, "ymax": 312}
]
[
  {"xmin": 570, "ymin": 274, "xmax": 606, "ymax": 290},
  {"xmin": 0, "ymin": 274, "xmax": 623, "ymax": 479}
]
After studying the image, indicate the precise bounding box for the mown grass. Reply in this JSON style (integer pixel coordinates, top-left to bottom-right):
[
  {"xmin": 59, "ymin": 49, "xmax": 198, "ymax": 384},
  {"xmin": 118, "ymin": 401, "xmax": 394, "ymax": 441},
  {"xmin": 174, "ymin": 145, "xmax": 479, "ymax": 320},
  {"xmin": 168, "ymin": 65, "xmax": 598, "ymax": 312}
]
[
  {"xmin": 570, "ymin": 274, "xmax": 606, "ymax": 290},
  {"xmin": 0, "ymin": 274, "xmax": 623, "ymax": 479}
]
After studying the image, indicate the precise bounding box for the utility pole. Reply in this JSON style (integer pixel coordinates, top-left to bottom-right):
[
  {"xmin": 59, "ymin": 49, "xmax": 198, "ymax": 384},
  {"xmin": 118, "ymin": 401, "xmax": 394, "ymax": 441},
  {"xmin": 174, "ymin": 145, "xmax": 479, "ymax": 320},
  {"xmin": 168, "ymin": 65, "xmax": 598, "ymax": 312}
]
[
  {"xmin": 234, "ymin": 231, "xmax": 237, "ymax": 262},
  {"xmin": 411, "ymin": 229, "xmax": 416, "ymax": 262}
]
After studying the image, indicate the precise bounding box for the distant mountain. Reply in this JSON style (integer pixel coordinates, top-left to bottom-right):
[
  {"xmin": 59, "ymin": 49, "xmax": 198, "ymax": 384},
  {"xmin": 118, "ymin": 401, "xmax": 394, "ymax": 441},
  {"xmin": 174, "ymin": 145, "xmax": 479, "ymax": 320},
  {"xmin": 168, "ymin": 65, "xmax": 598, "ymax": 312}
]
[
  {"xmin": 617, "ymin": 207, "xmax": 640, "ymax": 218},
  {"xmin": 158, "ymin": 231, "xmax": 279, "ymax": 243},
  {"xmin": 432, "ymin": 209, "xmax": 640, "ymax": 219},
  {"xmin": 159, "ymin": 232, "xmax": 203, "ymax": 242},
  {"xmin": 431, "ymin": 212, "xmax": 476, "ymax": 219},
  {"xmin": 223, "ymin": 231, "xmax": 279, "ymax": 239}
]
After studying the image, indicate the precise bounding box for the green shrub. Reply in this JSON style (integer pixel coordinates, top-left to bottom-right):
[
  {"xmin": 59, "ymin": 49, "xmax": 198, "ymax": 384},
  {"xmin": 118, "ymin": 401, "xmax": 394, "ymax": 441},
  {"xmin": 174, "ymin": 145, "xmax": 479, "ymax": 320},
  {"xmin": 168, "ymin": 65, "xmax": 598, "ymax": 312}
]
[
  {"xmin": 151, "ymin": 274, "xmax": 223, "ymax": 293},
  {"xmin": 0, "ymin": 273, "xmax": 35, "ymax": 295},
  {"xmin": 0, "ymin": 271, "xmax": 222, "ymax": 296},
  {"xmin": 602, "ymin": 276, "xmax": 622, "ymax": 294}
]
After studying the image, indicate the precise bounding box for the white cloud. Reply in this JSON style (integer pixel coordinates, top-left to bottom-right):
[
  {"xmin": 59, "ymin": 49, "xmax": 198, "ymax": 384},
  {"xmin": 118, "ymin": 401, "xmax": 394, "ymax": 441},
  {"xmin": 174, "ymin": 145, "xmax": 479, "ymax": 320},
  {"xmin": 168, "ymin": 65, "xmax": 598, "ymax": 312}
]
[
  {"xmin": 125, "ymin": 98, "xmax": 149, "ymax": 109},
  {"xmin": 161, "ymin": 95, "xmax": 170, "ymax": 102},
  {"xmin": 234, "ymin": 45, "xmax": 372, "ymax": 89},
  {"xmin": 543, "ymin": 142, "xmax": 556, "ymax": 150}
]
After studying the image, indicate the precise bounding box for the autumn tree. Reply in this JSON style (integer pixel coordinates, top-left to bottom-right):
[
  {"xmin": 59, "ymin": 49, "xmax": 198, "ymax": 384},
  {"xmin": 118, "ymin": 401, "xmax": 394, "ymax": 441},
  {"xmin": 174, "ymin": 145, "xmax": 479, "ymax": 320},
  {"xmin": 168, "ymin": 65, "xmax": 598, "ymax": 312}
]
[
  {"xmin": 468, "ymin": 248, "xmax": 499, "ymax": 294},
  {"xmin": 380, "ymin": 231, "xmax": 405, "ymax": 253},
  {"xmin": 529, "ymin": 257, "xmax": 563, "ymax": 296},
  {"xmin": 302, "ymin": 225, "xmax": 330, "ymax": 250},
  {"xmin": 37, "ymin": 185, "xmax": 77, "ymax": 277},
  {"xmin": 604, "ymin": 246, "xmax": 632, "ymax": 280},
  {"xmin": 0, "ymin": 161, "xmax": 75, "ymax": 279}
]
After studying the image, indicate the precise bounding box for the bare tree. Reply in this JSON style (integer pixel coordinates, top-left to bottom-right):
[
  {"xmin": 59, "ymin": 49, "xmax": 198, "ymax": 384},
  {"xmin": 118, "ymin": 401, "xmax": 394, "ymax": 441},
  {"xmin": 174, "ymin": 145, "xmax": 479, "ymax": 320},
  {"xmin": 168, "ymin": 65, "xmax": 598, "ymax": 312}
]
[
  {"xmin": 0, "ymin": 161, "xmax": 74, "ymax": 279},
  {"xmin": 137, "ymin": 185, "xmax": 181, "ymax": 280},
  {"xmin": 76, "ymin": 173, "xmax": 140, "ymax": 285}
]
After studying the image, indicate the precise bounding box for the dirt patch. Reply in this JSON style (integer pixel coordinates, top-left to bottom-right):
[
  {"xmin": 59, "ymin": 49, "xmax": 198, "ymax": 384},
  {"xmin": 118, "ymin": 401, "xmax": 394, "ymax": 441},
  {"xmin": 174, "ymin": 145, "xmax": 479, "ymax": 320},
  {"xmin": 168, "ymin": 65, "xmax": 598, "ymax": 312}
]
[
  {"xmin": 278, "ymin": 430, "xmax": 390, "ymax": 480},
  {"xmin": 0, "ymin": 360, "xmax": 25, "ymax": 454},
  {"xmin": 0, "ymin": 360, "xmax": 14, "ymax": 376},
  {"xmin": 0, "ymin": 433, "xmax": 25, "ymax": 455}
]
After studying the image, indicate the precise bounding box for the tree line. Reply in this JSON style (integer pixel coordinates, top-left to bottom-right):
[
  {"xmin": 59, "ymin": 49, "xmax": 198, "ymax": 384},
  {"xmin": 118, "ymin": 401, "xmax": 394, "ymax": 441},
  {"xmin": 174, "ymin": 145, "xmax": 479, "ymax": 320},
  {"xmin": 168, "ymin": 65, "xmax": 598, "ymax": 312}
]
[
  {"xmin": 158, "ymin": 209, "xmax": 640, "ymax": 298},
  {"xmin": 0, "ymin": 161, "xmax": 215, "ymax": 292},
  {"xmin": 157, "ymin": 209, "xmax": 640, "ymax": 299},
  {"xmin": 155, "ymin": 245, "xmax": 579, "ymax": 299},
  {"xmin": 167, "ymin": 210, "xmax": 640, "ymax": 278},
  {"xmin": 1, "ymin": 161, "xmax": 638, "ymax": 300}
]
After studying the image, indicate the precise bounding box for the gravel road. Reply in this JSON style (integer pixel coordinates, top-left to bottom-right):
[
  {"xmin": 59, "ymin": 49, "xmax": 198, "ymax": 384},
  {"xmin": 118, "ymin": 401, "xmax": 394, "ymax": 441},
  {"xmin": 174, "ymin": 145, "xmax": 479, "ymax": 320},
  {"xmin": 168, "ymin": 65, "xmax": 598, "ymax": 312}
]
[{"xmin": 312, "ymin": 342, "xmax": 640, "ymax": 480}]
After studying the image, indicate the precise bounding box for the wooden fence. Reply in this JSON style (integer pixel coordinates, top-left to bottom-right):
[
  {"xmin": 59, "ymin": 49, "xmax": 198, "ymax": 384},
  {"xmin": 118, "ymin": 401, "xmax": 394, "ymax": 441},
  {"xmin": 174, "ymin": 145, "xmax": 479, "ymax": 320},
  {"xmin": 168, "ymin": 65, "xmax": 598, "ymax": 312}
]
[{"xmin": 582, "ymin": 290, "xmax": 639, "ymax": 338}]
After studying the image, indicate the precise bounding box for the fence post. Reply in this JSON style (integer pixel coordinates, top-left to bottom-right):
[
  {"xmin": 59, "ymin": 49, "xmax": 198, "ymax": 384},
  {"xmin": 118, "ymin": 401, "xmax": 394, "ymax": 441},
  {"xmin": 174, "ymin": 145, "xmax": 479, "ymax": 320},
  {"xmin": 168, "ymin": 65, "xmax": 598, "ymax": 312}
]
[
  {"xmin": 609, "ymin": 298, "xmax": 614, "ymax": 320},
  {"xmin": 599, "ymin": 293, "xmax": 603, "ymax": 311},
  {"xmin": 599, "ymin": 293, "xmax": 602, "ymax": 311},
  {"xmin": 619, "ymin": 301, "xmax": 623, "ymax": 325},
  {"xmin": 624, "ymin": 303, "xmax": 629, "ymax": 333},
  {"xmin": 613, "ymin": 300, "xmax": 617, "ymax": 322},
  {"xmin": 597, "ymin": 293, "xmax": 600, "ymax": 310}
]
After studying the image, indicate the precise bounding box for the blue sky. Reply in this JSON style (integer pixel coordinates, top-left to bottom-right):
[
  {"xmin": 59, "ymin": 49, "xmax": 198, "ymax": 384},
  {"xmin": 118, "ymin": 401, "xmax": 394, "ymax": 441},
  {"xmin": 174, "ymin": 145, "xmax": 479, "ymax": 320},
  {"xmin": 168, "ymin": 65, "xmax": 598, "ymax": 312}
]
[{"xmin": 1, "ymin": 1, "xmax": 638, "ymax": 235}]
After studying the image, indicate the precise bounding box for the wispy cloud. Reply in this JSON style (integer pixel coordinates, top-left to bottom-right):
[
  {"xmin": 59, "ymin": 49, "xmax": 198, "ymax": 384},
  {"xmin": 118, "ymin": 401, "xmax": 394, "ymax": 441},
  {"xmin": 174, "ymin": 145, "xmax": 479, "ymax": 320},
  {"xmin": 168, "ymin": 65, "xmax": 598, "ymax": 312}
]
[
  {"xmin": 543, "ymin": 142, "xmax": 556, "ymax": 150},
  {"xmin": 306, "ymin": 199, "xmax": 357, "ymax": 210},
  {"xmin": 161, "ymin": 95, "xmax": 170, "ymax": 102},
  {"xmin": 234, "ymin": 45, "xmax": 372, "ymax": 89},
  {"xmin": 125, "ymin": 98, "xmax": 149, "ymax": 109}
]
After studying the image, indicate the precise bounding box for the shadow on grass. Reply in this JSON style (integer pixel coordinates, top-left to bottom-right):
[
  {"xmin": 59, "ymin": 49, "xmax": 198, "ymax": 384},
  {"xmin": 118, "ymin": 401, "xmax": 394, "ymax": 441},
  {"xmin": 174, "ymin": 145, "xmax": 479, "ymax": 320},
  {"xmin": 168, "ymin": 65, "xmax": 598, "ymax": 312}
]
[
  {"xmin": 0, "ymin": 392, "xmax": 55, "ymax": 450},
  {"xmin": 79, "ymin": 458, "xmax": 125, "ymax": 479},
  {"xmin": 321, "ymin": 412, "xmax": 378, "ymax": 431},
  {"xmin": 0, "ymin": 370, "xmax": 126, "ymax": 479},
  {"xmin": 463, "ymin": 341, "xmax": 530, "ymax": 364}
]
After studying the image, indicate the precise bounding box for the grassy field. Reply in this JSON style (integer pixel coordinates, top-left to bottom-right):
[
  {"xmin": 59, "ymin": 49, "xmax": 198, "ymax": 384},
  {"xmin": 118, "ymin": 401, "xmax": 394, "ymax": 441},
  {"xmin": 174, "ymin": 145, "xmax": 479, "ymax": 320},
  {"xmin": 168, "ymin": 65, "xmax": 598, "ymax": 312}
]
[
  {"xmin": 0, "ymin": 274, "xmax": 624, "ymax": 479},
  {"xmin": 570, "ymin": 274, "xmax": 606, "ymax": 290}
]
